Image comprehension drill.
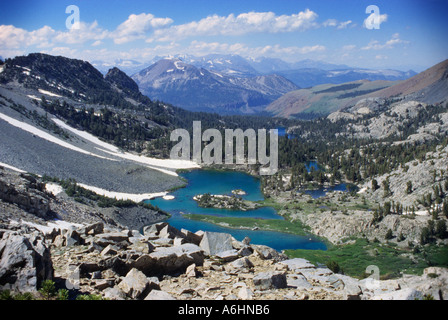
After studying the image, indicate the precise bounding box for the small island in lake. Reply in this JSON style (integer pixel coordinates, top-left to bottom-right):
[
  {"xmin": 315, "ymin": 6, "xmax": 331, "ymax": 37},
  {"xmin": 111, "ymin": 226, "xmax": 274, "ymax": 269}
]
[
  {"xmin": 193, "ymin": 192, "xmax": 259, "ymax": 211},
  {"xmin": 231, "ymin": 189, "xmax": 247, "ymax": 196}
]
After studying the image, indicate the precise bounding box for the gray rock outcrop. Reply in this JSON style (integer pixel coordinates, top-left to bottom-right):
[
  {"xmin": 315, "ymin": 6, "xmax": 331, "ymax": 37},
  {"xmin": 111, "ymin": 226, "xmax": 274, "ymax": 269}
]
[
  {"xmin": 200, "ymin": 232, "xmax": 233, "ymax": 256},
  {"xmin": 0, "ymin": 230, "xmax": 53, "ymax": 292}
]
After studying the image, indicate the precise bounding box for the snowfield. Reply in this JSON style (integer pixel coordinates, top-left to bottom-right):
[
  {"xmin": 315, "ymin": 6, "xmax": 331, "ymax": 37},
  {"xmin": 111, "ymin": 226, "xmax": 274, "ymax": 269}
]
[
  {"xmin": 0, "ymin": 112, "xmax": 199, "ymax": 178},
  {"xmin": 77, "ymin": 183, "xmax": 167, "ymax": 202},
  {"xmin": 0, "ymin": 112, "xmax": 116, "ymax": 161},
  {"xmin": 38, "ymin": 89, "xmax": 63, "ymax": 98},
  {"xmin": 0, "ymin": 162, "xmax": 26, "ymax": 173},
  {"xmin": 52, "ymin": 117, "xmax": 200, "ymax": 175}
]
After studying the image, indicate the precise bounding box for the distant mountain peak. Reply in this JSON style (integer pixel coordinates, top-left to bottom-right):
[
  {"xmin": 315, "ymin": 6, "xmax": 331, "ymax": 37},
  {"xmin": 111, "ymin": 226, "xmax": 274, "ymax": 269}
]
[
  {"xmin": 132, "ymin": 56, "xmax": 299, "ymax": 114},
  {"xmin": 105, "ymin": 67, "xmax": 140, "ymax": 96}
]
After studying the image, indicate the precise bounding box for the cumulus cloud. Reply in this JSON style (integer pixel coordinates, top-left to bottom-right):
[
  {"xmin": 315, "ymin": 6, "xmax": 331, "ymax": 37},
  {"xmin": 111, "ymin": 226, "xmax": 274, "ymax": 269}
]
[
  {"xmin": 148, "ymin": 9, "xmax": 319, "ymax": 42},
  {"xmin": 0, "ymin": 21, "xmax": 108, "ymax": 52},
  {"xmin": 53, "ymin": 21, "xmax": 108, "ymax": 44},
  {"xmin": 112, "ymin": 13, "xmax": 173, "ymax": 44},
  {"xmin": 361, "ymin": 33, "xmax": 409, "ymax": 50},
  {"xmin": 342, "ymin": 44, "xmax": 356, "ymax": 51},
  {"xmin": 323, "ymin": 19, "xmax": 352, "ymax": 29},
  {"xmin": 184, "ymin": 41, "xmax": 325, "ymax": 60},
  {"xmin": 0, "ymin": 25, "xmax": 56, "ymax": 49}
]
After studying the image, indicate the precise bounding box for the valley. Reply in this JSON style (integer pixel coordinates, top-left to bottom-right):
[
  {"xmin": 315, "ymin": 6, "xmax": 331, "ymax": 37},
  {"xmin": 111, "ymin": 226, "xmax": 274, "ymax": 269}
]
[{"xmin": 0, "ymin": 53, "xmax": 447, "ymax": 300}]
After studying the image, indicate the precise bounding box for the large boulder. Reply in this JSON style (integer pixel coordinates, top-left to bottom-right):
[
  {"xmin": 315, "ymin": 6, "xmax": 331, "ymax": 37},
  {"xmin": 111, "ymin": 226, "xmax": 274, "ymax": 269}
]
[
  {"xmin": 371, "ymin": 288, "xmax": 424, "ymax": 300},
  {"xmin": 143, "ymin": 222, "xmax": 168, "ymax": 237},
  {"xmin": 279, "ymin": 258, "xmax": 315, "ymax": 271},
  {"xmin": 158, "ymin": 224, "xmax": 184, "ymax": 239},
  {"xmin": 253, "ymin": 271, "xmax": 287, "ymax": 290},
  {"xmin": 0, "ymin": 232, "xmax": 53, "ymax": 292},
  {"xmin": 180, "ymin": 229, "xmax": 203, "ymax": 245},
  {"xmin": 199, "ymin": 232, "xmax": 233, "ymax": 256},
  {"xmin": 80, "ymin": 222, "xmax": 104, "ymax": 236},
  {"xmin": 144, "ymin": 290, "xmax": 176, "ymax": 300},
  {"xmin": 117, "ymin": 268, "xmax": 153, "ymax": 300},
  {"xmin": 252, "ymin": 244, "xmax": 287, "ymax": 261},
  {"xmin": 134, "ymin": 243, "xmax": 204, "ymax": 275}
]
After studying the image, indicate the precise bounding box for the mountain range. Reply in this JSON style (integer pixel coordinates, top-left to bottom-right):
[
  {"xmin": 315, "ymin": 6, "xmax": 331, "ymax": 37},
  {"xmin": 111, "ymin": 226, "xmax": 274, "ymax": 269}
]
[
  {"xmin": 267, "ymin": 59, "xmax": 448, "ymax": 118},
  {"xmin": 132, "ymin": 57, "xmax": 299, "ymax": 114},
  {"xmin": 128, "ymin": 54, "xmax": 417, "ymax": 115},
  {"xmin": 0, "ymin": 53, "xmax": 199, "ymax": 196},
  {"xmin": 1, "ymin": 52, "xmax": 445, "ymax": 120}
]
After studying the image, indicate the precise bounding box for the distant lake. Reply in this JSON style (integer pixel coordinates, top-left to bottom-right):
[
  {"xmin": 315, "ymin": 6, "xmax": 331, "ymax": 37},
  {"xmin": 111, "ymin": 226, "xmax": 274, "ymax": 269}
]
[
  {"xmin": 302, "ymin": 160, "xmax": 357, "ymax": 198},
  {"xmin": 303, "ymin": 183, "xmax": 350, "ymax": 199},
  {"xmin": 148, "ymin": 170, "xmax": 326, "ymax": 251},
  {"xmin": 277, "ymin": 127, "xmax": 296, "ymax": 139}
]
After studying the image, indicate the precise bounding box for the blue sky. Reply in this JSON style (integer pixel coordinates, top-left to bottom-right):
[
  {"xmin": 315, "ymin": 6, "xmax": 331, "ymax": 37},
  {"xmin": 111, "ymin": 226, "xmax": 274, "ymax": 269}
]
[{"xmin": 0, "ymin": 0, "xmax": 447, "ymax": 71}]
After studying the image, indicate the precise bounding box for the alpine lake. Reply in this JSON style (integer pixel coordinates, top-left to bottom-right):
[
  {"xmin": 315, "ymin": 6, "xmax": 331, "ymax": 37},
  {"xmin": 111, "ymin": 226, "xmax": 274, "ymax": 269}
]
[{"xmin": 146, "ymin": 163, "xmax": 353, "ymax": 251}]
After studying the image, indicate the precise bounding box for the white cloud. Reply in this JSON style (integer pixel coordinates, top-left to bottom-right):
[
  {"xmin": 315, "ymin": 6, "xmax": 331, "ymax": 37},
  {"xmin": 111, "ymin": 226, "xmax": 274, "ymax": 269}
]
[
  {"xmin": 375, "ymin": 54, "xmax": 388, "ymax": 60},
  {"xmin": 53, "ymin": 21, "xmax": 108, "ymax": 45},
  {"xmin": 361, "ymin": 33, "xmax": 409, "ymax": 50},
  {"xmin": 342, "ymin": 44, "xmax": 356, "ymax": 51},
  {"xmin": 337, "ymin": 20, "xmax": 353, "ymax": 29},
  {"xmin": 112, "ymin": 13, "xmax": 173, "ymax": 44},
  {"xmin": 0, "ymin": 25, "xmax": 56, "ymax": 49},
  {"xmin": 0, "ymin": 21, "xmax": 108, "ymax": 52},
  {"xmin": 323, "ymin": 19, "xmax": 352, "ymax": 29},
  {"xmin": 148, "ymin": 9, "xmax": 319, "ymax": 42},
  {"xmin": 184, "ymin": 41, "xmax": 325, "ymax": 60}
]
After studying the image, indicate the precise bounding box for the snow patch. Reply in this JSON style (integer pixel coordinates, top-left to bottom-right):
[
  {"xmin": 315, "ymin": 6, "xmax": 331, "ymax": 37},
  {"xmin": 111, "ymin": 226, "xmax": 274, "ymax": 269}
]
[
  {"xmin": 174, "ymin": 61, "xmax": 185, "ymax": 71},
  {"xmin": 0, "ymin": 162, "xmax": 27, "ymax": 173},
  {"xmin": 52, "ymin": 118, "xmax": 120, "ymax": 153},
  {"xmin": 38, "ymin": 89, "xmax": 63, "ymax": 98},
  {"xmin": 51, "ymin": 118, "xmax": 199, "ymax": 174},
  {"xmin": 357, "ymin": 187, "xmax": 367, "ymax": 194},
  {"xmin": 77, "ymin": 183, "xmax": 167, "ymax": 202},
  {"xmin": 27, "ymin": 95, "xmax": 41, "ymax": 101},
  {"xmin": 210, "ymin": 71, "xmax": 223, "ymax": 78},
  {"xmin": 45, "ymin": 183, "xmax": 64, "ymax": 196},
  {"xmin": 0, "ymin": 112, "xmax": 116, "ymax": 161}
]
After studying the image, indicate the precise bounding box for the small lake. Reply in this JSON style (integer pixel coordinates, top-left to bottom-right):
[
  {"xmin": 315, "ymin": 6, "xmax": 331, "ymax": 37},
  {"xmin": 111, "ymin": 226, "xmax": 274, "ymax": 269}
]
[
  {"xmin": 277, "ymin": 127, "xmax": 296, "ymax": 139},
  {"xmin": 302, "ymin": 183, "xmax": 349, "ymax": 199},
  {"xmin": 302, "ymin": 161, "xmax": 356, "ymax": 199},
  {"xmin": 148, "ymin": 170, "xmax": 327, "ymax": 251}
]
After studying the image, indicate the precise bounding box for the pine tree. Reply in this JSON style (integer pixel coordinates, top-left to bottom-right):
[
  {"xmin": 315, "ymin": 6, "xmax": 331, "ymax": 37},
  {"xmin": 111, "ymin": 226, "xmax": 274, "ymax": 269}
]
[
  {"xmin": 385, "ymin": 229, "xmax": 393, "ymax": 240},
  {"xmin": 420, "ymin": 227, "xmax": 431, "ymax": 245},
  {"xmin": 372, "ymin": 179, "xmax": 379, "ymax": 191},
  {"xmin": 435, "ymin": 220, "xmax": 447, "ymax": 239},
  {"xmin": 443, "ymin": 200, "xmax": 448, "ymax": 219},
  {"xmin": 406, "ymin": 181, "xmax": 413, "ymax": 194},
  {"xmin": 382, "ymin": 178, "xmax": 391, "ymax": 198}
]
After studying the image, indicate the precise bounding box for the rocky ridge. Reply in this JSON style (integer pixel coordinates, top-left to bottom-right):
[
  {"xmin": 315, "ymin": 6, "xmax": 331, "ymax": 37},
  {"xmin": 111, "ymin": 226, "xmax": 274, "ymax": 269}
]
[{"xmin": 1, "ymin": 219, "xmax": 447, "ymax": 300}]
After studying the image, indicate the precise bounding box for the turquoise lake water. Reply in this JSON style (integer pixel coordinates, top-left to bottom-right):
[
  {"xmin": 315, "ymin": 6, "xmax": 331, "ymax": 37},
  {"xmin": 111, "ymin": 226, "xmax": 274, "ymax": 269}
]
[{"xmin": 148, "ymin": 169, "xmax": 327, "ymax": 251}]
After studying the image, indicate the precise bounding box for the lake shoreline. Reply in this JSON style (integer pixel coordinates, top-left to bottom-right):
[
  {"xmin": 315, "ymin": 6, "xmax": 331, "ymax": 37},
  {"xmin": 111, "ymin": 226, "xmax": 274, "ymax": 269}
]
[{"xmin": 148, "ymin": 168, "xmax": 329, "ymax": 251}]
